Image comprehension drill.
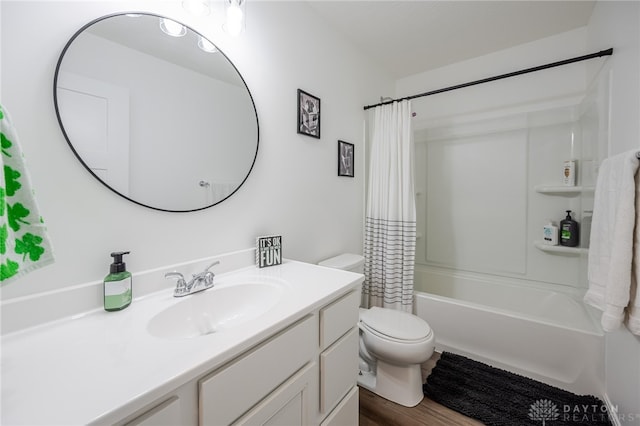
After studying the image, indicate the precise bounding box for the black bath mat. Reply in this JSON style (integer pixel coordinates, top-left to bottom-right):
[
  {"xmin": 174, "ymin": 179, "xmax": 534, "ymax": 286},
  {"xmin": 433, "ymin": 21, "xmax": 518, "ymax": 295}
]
[{"xmin": 424, "ymin": 352, "xmax": 612, "ymax": 426}]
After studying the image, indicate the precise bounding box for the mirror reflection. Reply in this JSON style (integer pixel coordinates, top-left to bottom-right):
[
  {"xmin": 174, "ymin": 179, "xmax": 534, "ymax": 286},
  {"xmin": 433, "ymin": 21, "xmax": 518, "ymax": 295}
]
[{"xmin": 54, "ymin": 13, "xmax": 259, "ymax": 212}]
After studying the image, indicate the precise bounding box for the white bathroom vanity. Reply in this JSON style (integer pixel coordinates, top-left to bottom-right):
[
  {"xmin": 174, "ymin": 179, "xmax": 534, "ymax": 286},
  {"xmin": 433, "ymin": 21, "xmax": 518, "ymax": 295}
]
[{"xmin": 1, "ymin": 257, "xmax": 363, "ymax": 425}]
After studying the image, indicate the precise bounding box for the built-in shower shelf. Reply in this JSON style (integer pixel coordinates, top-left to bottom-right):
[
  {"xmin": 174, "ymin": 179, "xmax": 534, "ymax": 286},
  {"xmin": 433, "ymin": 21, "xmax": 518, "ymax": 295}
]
[
  {"xmin": 534, "ymin": 185, "xmax": 595, "ymax": 195},
  {"xmin": 534, "ymin": 241, "xmax": 588, "ymax": 255}
]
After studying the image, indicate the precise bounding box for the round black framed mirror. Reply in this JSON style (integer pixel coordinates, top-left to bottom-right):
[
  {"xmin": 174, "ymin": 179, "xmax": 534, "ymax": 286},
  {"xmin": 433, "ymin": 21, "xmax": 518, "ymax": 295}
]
[{"xmin": 54, "ymin": 12, "xmax": 259, "ymax": 212}]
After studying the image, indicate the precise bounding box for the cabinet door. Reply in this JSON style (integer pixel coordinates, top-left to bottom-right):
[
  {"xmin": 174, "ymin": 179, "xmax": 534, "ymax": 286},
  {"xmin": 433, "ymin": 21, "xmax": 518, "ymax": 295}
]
[
  {"xmin": 125, "ymin": 396, "xmax": 182, "ymax": 426},
  {"xmin": 320, "ymin": 386, "xmax": 358, "ymax": 426},
  {"xmin": 320, "ymin": 328, "xmax": 359, "ymax": 413},
  {"xmin": 235, "ymin": 362, "xmax": 317, "ymax": 425}
]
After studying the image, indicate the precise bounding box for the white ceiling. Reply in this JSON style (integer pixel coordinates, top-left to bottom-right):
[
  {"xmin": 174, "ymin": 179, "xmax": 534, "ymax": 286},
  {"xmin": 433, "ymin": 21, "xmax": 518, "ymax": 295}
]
[{"xmin": 305, "ymin": 0, "xmax": 596, "ymax": 79}]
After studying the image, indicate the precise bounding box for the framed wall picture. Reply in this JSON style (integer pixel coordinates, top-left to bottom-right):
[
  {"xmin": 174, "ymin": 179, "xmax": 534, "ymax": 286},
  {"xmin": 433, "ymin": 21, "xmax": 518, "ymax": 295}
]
[
  {"xmin": 338, "ymin": 140, "xmax": 354, "ymax": 177},
  {"xmin": 297, "ymin": 89, "xmax": 321, "ymax": 138}
]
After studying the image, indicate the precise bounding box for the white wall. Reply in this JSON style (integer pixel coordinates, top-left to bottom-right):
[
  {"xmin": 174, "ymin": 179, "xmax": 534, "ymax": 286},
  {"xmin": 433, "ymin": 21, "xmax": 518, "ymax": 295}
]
[
  {"xmin": 0, "ymin": 2, "xmax": 393, "ymax": 313},
  {"xmin": 586, "ymin": 2, "xmax": 640, "ymax": 423},
  {"xmin": 396, "ymin": 28, "xmax": 588, "ymax": 122}
]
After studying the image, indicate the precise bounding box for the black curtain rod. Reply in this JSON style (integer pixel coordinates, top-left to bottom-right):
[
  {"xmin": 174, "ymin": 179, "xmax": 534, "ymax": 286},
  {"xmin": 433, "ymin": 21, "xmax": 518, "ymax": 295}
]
[{"xmin": 363, "ymin": 48, "xmax": 614, "ymax": 110}]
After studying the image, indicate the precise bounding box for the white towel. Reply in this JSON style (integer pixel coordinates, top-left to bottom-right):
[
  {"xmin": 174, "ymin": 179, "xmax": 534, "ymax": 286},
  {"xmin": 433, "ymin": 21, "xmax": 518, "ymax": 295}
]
[
  {"xmin": 584, "ymin": 150, "xmax": 640, "ymax": 334},
  {"xmin": 628, "ymin": 170, "xmax": 640, "ymax": 334},
  {"xmin": 0, "ymin": 104, "xmax": 54, "ymax": 284}
]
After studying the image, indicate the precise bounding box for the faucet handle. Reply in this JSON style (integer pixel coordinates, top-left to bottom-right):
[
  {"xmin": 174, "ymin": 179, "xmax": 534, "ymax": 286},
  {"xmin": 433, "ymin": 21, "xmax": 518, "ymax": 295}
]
[
  {"xmin": 165, "ymin": 271, "xmax": 185, "ymax": 281},
  {"xmin": 200, "ymin": 261, "xmax": 220, "ymax": 286},
  {"xmin": 165, "ymin": 271, "xmax": 188, "ymax": 295},
  {"xmin": 204, "ymin": 260, "xmax": 220, "ymax": 273}
]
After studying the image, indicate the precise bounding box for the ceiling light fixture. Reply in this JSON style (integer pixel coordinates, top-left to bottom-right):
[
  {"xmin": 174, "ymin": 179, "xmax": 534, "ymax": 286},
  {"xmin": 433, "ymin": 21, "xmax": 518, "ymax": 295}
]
[
  {"xmin": 159, "ymin": 18, "xmax": 187, "ymax": 37},
  {"xmin": 182, "ymin": 0, "xmax": 210, "ymax": 17},
  {"xmin": 224, "ymin": 0, "xmax": 245, "ymax": 37}
]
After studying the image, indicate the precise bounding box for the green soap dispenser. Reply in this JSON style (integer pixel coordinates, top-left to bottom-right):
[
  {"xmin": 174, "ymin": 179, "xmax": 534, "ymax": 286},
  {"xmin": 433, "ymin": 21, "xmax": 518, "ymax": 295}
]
[{"xmin": 104, "ymin": 251, "xmax": 132, "ymax": 311}]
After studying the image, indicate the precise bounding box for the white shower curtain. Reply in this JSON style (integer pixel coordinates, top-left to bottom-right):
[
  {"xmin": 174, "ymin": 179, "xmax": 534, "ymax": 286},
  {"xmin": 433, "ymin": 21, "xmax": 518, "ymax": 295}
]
[{"xmin": 363, "ymin": 100, "xmax": 416, "ymax": 312}]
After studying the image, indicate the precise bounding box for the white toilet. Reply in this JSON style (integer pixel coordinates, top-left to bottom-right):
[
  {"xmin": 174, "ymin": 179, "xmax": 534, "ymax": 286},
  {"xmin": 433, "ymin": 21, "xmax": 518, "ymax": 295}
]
[{"xmin": 318, "ymin": 254, "xmax": 435, "ymax": 407}]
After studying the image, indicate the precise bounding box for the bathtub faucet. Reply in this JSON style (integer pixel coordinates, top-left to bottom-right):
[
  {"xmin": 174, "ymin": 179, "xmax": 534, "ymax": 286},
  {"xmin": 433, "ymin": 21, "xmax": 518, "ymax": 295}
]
[{"xmin": 164, "ymin": 260, "xmax": 220, "ymax": 297}]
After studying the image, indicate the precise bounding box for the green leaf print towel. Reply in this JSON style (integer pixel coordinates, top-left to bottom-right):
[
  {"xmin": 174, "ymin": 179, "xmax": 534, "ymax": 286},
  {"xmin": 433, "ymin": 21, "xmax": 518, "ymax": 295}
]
[{"xmin": 0, "ymin": 104, "xmax": 54, "ymax": 283}]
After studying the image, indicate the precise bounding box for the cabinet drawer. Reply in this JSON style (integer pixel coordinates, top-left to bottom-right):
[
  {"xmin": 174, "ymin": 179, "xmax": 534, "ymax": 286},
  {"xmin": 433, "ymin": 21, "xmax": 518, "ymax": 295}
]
[
  {"xmin": 199, "ymin": 315, "xmax": 316, "ymax": 425},
  {"xmin": 320, "ymin": 386, "xmax": 358, "ymax": 426},
  {"xmin": 320, "ymin": 290, "xmax": 359, "ymax": 350},
  {"xmin": 320, "ymin": 327, "xmax": 359, "ymax": 413}
]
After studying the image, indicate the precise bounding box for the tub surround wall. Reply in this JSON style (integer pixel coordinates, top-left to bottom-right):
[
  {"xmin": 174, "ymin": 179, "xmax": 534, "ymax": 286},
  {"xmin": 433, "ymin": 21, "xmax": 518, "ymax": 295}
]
[
  {"xmin": 0, "ymin": 1, "xmax": 393, "ymax": 326},
  {"xmin": 414, "ymin": 101, "xmax": 592, "ymax": 289}
]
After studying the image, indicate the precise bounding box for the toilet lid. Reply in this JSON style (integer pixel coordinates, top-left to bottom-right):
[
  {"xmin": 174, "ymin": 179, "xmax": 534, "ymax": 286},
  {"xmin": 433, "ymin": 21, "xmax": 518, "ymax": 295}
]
[{"xmin": 360, "ymin": 307, "xmax": 432, "ymax": 341}]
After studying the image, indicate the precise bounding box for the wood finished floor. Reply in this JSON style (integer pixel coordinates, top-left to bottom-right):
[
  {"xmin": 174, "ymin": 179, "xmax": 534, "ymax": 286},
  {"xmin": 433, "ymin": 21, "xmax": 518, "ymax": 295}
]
[{"xmin": 358, "ymin": 352, "xmax": 483, "ymax": 426}]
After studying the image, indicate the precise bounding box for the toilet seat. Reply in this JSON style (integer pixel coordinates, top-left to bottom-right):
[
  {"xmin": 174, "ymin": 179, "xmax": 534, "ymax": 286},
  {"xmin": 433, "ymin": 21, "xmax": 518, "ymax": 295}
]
[
  {"xmin": 360, "ymin": 322, "xmax": 433, "ymax": 345},
  {"xmin": 360, "ymin": 307, "xmax": 432, "ymax": 342}
]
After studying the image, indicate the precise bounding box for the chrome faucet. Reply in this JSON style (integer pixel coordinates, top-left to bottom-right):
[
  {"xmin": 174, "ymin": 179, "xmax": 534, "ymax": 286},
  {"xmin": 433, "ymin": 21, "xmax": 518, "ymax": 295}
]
[{"xmin": 164, "ymin": 260, "xmax": 220, "ymax": 297}]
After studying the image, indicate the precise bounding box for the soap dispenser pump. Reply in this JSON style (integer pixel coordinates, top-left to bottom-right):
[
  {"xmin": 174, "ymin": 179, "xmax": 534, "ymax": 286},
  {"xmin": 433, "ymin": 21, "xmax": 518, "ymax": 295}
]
[
  {"xmin": 104, "ymin": 251, "xmax": 132, "ymax": 312},
  {"xmin": 560, "ymin": 211, "xmax": 579, "ymax": 247}
]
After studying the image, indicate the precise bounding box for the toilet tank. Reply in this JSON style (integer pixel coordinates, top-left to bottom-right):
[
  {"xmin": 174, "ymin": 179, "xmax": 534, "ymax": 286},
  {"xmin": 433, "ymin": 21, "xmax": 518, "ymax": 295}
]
[{"xmin": 318, "ymin": 253, "xmax": 365, "ymax": 274}]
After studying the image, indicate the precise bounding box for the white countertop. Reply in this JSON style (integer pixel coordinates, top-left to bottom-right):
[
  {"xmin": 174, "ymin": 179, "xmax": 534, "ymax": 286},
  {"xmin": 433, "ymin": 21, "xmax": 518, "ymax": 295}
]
[{"xmin": 1, "ymin": 260, "xmax": 363, "ymax": 425}]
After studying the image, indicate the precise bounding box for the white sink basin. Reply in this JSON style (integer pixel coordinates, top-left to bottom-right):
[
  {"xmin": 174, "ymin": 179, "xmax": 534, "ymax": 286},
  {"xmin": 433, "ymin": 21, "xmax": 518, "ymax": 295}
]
[{"xmin": 147, "ymin": 280, "xmax": 285, "ymax": 339}]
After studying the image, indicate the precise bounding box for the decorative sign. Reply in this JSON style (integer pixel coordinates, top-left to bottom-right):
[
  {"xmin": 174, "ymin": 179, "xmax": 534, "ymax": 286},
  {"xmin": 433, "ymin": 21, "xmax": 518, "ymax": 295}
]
[{"xmin": 256, "ymin": 235, "xmax": 282, "ymax": 268}]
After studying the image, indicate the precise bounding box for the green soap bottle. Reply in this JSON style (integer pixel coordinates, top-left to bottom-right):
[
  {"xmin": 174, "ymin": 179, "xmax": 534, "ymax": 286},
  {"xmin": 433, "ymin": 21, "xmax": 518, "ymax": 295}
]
[{"xmin": 104, "ymin": 251, "xmax": 132, "ymax": 312}]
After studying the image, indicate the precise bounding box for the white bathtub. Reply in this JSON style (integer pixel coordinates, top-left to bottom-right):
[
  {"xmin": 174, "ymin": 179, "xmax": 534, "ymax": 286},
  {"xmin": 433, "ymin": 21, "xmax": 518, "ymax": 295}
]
[{"xmin": 414, "ymin": 267, "xmax": 605, "ymax": 396}]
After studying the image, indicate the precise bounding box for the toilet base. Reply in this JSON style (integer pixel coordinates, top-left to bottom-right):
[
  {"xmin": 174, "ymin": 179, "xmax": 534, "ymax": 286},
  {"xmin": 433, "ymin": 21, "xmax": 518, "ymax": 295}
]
[
  {"xmin": 357, "ymin": 359, "xmax": 424, "ymax": 407},
  {"xmin": 357, "ymin": 369, "xmax": 376, "ymax": 392}
]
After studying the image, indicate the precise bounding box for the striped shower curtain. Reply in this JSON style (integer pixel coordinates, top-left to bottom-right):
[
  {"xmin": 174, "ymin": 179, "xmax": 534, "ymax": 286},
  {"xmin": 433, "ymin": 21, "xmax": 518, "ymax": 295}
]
[{"xmin": 363, "ymin": 100, "xmax": 416, "ymax": 312}]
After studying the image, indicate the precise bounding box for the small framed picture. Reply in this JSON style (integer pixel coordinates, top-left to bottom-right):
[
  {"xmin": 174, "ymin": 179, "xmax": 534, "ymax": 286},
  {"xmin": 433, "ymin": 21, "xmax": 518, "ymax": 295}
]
[
  {"xmin": 338, "ymin": 140, "xmax": 354, "ymax": 177},
  {"xmin": 297, "ymin": 89, "xmax": 321, "ymax": 139}
]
